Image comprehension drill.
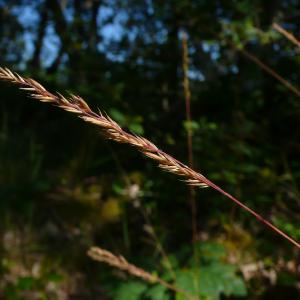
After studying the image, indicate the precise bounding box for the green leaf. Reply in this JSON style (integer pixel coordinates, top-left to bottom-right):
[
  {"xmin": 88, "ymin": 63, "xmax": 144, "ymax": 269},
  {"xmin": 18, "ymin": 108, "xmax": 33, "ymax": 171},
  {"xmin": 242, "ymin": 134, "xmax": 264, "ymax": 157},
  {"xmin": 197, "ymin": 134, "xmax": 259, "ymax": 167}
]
[
  {"xmin": 199, "ymin": 263, "xmax": 247, "ymax": 299},
  {"xmin": 145, "ymin": 284, "xmax": 170, "ymax": 300},
  {"xmin": 175, "ymin": 270, "xmax": 198, "ymax": 300},
  {"xmin": 196, "ymin": 242, "xmax": 227, "ymax": 263},
  {"xmin": 226, "ymin": 276, "xmax": 247, "ymax": 297},
  {"xmin": 175, "ymin": 259, "xmax": 247, "ymax": 300},
  {"xmin": 114, "ymin": 281, "xmax": 148, "ymax": 300}
]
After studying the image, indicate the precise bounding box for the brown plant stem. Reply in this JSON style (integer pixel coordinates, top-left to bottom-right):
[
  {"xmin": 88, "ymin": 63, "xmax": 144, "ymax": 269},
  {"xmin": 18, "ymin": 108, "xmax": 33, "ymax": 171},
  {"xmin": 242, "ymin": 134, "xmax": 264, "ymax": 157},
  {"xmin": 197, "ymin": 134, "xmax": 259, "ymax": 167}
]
[
  {"xmin": 0, "ymin": 67, "xmax": 300, "ymax": 249},
  {"xmin": 182, "ymin": 31, "xmax": 197, "ymax": 242},
  {"xmin": 273, "ymin": 22, "xmax": 300, "ymax": 50},
  {"xmin": 238, "ymin": 46, "xmax": 300, "ymax": 98}
]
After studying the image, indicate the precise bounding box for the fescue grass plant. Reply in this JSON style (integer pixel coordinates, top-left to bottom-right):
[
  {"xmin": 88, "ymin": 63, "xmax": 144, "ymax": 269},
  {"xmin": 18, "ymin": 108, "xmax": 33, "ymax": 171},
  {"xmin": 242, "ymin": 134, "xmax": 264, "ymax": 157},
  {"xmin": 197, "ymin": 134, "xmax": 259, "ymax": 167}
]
[
  {"xmin": 0, "ymin": 66, "xmax": 299, "ymax": 299},
  {"xmin": 0, "ymin": 67, "xmax": 298, "ymax": 249}
]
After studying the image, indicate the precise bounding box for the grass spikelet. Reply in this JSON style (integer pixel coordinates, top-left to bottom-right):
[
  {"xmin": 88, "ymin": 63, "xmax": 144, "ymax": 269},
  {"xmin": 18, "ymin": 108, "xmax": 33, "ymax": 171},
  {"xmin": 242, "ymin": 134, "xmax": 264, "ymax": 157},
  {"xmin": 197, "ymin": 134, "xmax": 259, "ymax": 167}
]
[
  {"xmin": 0, "ymin": 67, "xmax": 299, "ymax": 249},
  {"xmin": 87, "ymin": 247, "xmax": 196, "ymax": 300}
]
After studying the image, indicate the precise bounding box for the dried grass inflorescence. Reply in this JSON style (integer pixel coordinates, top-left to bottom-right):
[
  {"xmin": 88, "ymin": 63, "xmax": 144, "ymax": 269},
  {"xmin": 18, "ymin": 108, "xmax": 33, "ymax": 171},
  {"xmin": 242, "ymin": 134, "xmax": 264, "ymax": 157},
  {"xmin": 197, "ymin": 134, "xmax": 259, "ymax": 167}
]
[
  {"xmin": 88, "ymin": 247, "xmax": 156, "ymax": 283},
  {"xmin": 0, "ymin": 67, "xmax": 208, "ymax": 189},
  {"xmin": 1, "ymin": 67, "xmax": 300, "ymax": 250},
  {"xmin": 87, "ymin": 247, "xmax": 195, "ymax": 300}
]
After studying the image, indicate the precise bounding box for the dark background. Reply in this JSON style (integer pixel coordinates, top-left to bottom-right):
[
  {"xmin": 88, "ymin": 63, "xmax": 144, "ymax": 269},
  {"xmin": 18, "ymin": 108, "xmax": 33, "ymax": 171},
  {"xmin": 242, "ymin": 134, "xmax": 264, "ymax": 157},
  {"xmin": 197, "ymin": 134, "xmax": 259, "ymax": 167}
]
[{"xmin": 0, "ymin": 0, "xmax": 300, "ymax": 299}]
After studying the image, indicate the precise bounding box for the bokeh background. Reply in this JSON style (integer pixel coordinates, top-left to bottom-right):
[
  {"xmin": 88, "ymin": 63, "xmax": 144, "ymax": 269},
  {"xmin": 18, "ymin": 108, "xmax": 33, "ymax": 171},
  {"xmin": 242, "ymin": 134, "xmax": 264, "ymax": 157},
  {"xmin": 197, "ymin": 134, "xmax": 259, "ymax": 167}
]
[{"xmin": 1, "ymin": 1, "xmax": 300, "ymax": 299}]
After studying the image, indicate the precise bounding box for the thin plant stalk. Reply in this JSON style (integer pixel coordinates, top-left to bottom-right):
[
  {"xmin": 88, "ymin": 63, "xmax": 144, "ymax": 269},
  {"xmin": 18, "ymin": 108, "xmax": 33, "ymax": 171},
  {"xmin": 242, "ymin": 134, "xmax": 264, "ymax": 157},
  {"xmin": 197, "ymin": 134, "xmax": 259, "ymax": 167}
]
[
  {"xmin": 237, "ymin": 46, "xmax": 300, "ymax": 98},
  {"xmin": 0, "ymin": 67, "xmax": 299, "ymax": 249},
  {"xmin": 182, "ymin": 31, "xmax": 200, "ymax": 298},
  {"xmin": 106, "ymin": 143, "xmax": 176, "ymax": 280},
  {"xmin": 142, "ymin": 210, "xmax": 177, "ymax": 281},
  {"xmin": 182, "ymin": 31, "xmax": 198, "ymax": 243},
  {"xmin": 273, "ymin": 22, "xmax": 300, "ymax": 50}
]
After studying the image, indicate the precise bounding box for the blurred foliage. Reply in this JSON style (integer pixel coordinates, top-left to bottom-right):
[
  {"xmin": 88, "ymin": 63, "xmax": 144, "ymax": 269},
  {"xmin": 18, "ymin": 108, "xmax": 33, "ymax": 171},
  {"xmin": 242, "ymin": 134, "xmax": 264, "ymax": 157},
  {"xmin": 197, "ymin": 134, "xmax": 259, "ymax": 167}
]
[
  {"xmin": 1, "ymin": 0, "xmax": 300, "ymax": 299},
  {"xmin": 110, "ymin": 243, "xmax": 247, "ymax": 300}
]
